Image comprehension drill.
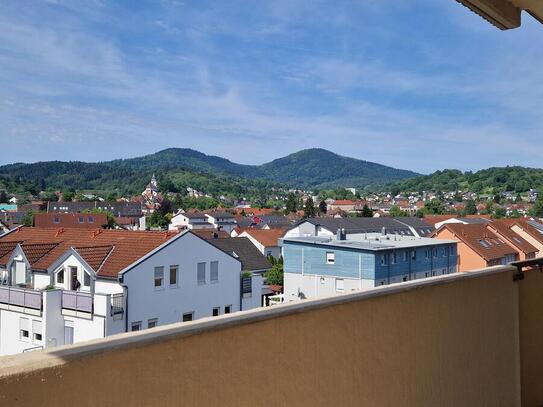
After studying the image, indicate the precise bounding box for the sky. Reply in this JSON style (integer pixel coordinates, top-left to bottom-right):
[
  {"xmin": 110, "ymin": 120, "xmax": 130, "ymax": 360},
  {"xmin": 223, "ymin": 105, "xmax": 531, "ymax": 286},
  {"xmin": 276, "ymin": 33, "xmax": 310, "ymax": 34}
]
[{"xmin": 0, "ymin": 0, "xmax": 542, "ymax": 174}]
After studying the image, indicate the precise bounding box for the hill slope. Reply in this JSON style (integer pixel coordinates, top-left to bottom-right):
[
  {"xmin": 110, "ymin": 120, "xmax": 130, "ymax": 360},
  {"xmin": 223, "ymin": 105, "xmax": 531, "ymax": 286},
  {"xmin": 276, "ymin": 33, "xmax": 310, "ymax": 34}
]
[
  {"xmin": 259, "ymin": 148, "xmax": 418, "ymax": 188},
  {"xmin": 384, "ymin": 167, "xmax": 543, "ymax": 194},
  {"xmin": 0, "ymin": 148, "xmax": 419, "ymax": 194}
]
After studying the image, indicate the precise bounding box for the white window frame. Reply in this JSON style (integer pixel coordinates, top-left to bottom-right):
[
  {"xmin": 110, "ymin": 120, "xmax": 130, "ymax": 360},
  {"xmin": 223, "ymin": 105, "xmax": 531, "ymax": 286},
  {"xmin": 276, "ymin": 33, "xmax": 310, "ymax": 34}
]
[
  {"xmin": 169, "ymin": 265, "xmax": 179, "ymax": 287},
  {"xmin": 335, "ymin": 278, "xmax": 345, "ymax": 292},
  {"xmin": 147, "ymin": 318, "xmax": 158, "ymax": 329},
  {"xmin": 32, "ymin": 320, "xmax": 42, "ymax": 343},
  {"xmin": 131, "ymin": 321, "xmax": 142, "ymax": 331},
  {"xmin": 210, "ymin": 261, "xmax": 219, "ymax": 283},
  {"xmin": 326, "ymin": 251, "xmax": 335, "ymax": 265},
  {"xmin": 197, "ymin": 262, "xmax": 206, "ymax": 285},
  {"xmin": 224, "ymin": 305, "xmax": 232, "ymax": 314},
  {"xmin": 182, "ymin": 312, "xmax": 194, "ymax": 322},
  {"xmin": 19, "ymin": 317, "xmax": 30, "ymax": 342},
  {"xmin": 154, "ymin": 266, "xmax": 164, "ymax": 290},
  {"xmin": 212, "ymin": 307, "xmax": 220, "ymax": 317}
]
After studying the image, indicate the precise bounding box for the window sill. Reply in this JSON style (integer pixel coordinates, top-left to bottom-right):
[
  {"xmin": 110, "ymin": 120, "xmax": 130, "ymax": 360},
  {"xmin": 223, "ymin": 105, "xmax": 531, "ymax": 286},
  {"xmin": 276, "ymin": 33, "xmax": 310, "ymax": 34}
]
[
  {"xmin": 169, "ymin": 284, "xmax": 179, "ymax": 289},
  {"xmin": 210, "ymin": 280, "xmax": 219, "ymax": 284},
  {"xmin": 154, "ymin": 287, "xmax": 165, "ymax": 291}
]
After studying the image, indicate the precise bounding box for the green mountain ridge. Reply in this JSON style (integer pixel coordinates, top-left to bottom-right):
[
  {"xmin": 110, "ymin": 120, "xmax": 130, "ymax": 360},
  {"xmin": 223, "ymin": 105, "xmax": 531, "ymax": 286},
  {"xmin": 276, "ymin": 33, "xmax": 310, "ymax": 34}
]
[{"xmin": 0, "ymin": 148, "xmax": 419, "ymax": 196}]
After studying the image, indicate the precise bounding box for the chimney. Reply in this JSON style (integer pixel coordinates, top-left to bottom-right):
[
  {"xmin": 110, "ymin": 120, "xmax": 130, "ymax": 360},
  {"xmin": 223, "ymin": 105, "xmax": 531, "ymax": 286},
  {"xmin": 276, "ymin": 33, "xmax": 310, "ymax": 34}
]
[
  {"xmin": 213, "ymin": 232, "xmax": 218, "ymax": 239},
  {"xmin": 381, "ymin": 226, "xmax": 387, "ymax": 236},
  {"xmin": 336, "ymin": 228, "xmax": 346, "ymax": 241}
]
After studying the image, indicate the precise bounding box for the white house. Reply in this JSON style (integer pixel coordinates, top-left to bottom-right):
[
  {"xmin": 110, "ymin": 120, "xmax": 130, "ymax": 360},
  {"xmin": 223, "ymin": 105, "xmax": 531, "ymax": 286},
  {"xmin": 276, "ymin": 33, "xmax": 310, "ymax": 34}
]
[
  {"xmin": 238, "ymin": 229, "xmax": 285, "ymax": 259},
  {"xmin": 169, "ymin": 211, "xmax": 214, "ymax": 231},
  {"xmin": 205, "ymin": 211, "xmax": 238, "ymax": 234},
  {"xmin": 0, "ymin": 227, "xmax": 261, "ymax": 356}
]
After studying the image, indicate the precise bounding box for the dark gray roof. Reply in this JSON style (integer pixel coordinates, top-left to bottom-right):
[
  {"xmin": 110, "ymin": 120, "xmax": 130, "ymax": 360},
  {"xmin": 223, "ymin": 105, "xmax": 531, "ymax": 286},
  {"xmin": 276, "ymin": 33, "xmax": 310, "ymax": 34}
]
[
  {"xmin": 301, "ymin": 217, "xmax": 418, "ymax": 236},
  {"xmin": 257, "ymin": 215, "xmax": 294, "ymax": 228},
  {"xmin": 206, "ymin": 211, "xmax": 235, "ymax": 219},
  {"xmin": 457, "ymin": 217, "xmax": 491, "ymax": 225},
  {"xmin": 394, "ymin": 217, "xmax": 435, "ymax": 237},
  {"xmin": 47, "ymin": 201, "xmax": 143, "ymax": 217},
  {"xmin": 208, "ymin": 237, "xmax": 272, "ymax": 272},
  {"xmin": 184, "ymin": 212, "xmax": 207, "ymax": 219}
]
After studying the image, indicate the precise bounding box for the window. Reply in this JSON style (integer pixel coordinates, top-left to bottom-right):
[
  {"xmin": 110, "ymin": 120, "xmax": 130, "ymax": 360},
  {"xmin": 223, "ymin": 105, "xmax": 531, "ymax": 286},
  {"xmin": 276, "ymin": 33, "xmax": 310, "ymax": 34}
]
[
  {"xmin": 326, "ymin": 252, "xmax": 335, "ymax": 265},
  {"xmin": 78, "ymin": 216, "xmax": 84, "ymax": 223},
  {"xmin": 335, "ymin": 278, "xmax": 345, "ymax": 292},
  {"xmin": 320, "ymin": 277, "xmax": 325, "ymax": 284},
  {"xmin": 64, "ymin": 324, "xmax": 74, "ymax": 345},
  {"xmin": 20, "ymin": 318, "xmax": 29, "ymax": 341},
  {"xmin": 33, "ymin": 320, "xmax": 42, "ymax": 343},
  {"xmin": 147, "ymin": 318, "xmax": 158, "ymax": 329},
  {"xmin": 169, "ymin": 265, "xmax": 178, "ymax": 287},
  {"xmin": 433, "ymin": 248, "xmax": 437, "ymax": 258},
  {"xmin": 154, "ymin": 266, "xmax": 164, "ymax": 289},
  {"xmin": 131, "ymin": 321, "xmax": 142, "ymax": 331},
  {"xmin": 411, "ymin": 250, "xmax": 417, "ymax": 261},
  {"xmin": 425, "ymin": 249, "xmax": 430, "ymax": 259},
  {"xmin": 210, "ymin": 261, "xmax": 219, "ymax": 282},
  {"xmin": 391, "ymin": 252, "xmax": 397, "ymax": 265},
  {"xmin": 88, "ymin": 216, "xmax": 94, "ymax": 223},
  {"xmin": 443, "ymin": 247, "xmax": 448, "ymax": 257},
  {"xmin": 56, "ymin": 269, "xmax": 64, "ymax": 284},
  {"xmin": 197, "ymin": 262, "xmax": 206, "ymax": 284},
  {"xmin": 212, "ymin": 307, "xmax": 220, "ymax": 317},
  {"xmin": 224, "ymin": 305, "xmax": 232, "ymax": 314},
  {"xmin": 266, "ymin": 250, "xmax": 273, "ymax": 257},
  {"xmin": 403, "ymin": 251, "xmax": 408, "ymax": 262},
  {"xmin": 381, "ymin": 254, "xmax": 388, "ymax": 266},
  {"xmin": 53, "ymin": 216, "xmax": 60, "ymax": 224},
  {"xmin": 182, "ymin": 312, "xmax": 194, "ymax": 322},
  {"xmin": 83, "ymin": 272, "xmax": 90, "ymax": 287}
]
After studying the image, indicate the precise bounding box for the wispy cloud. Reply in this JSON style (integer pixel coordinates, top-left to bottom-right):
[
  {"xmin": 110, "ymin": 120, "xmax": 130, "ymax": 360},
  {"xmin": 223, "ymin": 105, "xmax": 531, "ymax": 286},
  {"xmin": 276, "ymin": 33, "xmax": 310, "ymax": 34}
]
[{"xmin": 0, "ymin": 0, "xmax": 542, "ymax": 173}]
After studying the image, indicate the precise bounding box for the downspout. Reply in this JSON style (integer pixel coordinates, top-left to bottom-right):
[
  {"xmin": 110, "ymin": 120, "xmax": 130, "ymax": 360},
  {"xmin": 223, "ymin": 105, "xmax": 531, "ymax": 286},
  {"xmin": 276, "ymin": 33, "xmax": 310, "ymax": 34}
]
[{"xmin": 119, "ymin": 276, "xmax": 129, "ymax": 333}]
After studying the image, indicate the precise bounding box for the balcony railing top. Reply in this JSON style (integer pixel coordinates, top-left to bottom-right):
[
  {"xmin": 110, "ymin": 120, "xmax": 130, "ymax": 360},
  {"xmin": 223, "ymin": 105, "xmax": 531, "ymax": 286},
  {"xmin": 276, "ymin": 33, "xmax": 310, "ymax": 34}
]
[{"xmin": 0, "ymin": 285, "xmax": 42, "ymax": 310}]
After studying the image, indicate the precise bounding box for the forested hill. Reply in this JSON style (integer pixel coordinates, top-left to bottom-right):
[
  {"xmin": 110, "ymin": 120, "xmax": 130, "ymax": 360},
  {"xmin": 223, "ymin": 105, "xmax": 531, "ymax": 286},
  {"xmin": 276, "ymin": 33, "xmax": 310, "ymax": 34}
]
[
  {"xmin": 384, "ymin": 167, "xmax": 543, "ymax": 194},
  {"xmin": 0, "ymin": 148, "xmax": 419, "ymax": 195}
]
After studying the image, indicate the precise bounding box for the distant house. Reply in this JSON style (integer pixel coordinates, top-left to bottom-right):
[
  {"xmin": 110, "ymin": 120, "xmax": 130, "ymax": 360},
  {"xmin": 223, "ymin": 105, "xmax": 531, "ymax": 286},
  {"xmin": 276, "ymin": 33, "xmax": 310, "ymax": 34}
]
[
  {"xmin": 239, "ymin": 228, "xmax": 286, "ymax": 259},
  {"xmin": 205, "ymin": 211, "xmax": 238, "ymax": 234},
  {"xmin": 169, "ymin": 211, "xmax": 213, "ymax": 231},
  {"xmin": 47, "ymin": 201, "xmax": 143, "ymax": 219},
  {"xmin": 0, "ymin": 204, "xmax": 17, "ymax": 212},
  {"xmin": 433, "ymin": 223, "xmax": 518, "ymax": 272},
  {"xmin": 34, "ymin": 213, "xmax": 108, "ymax": 229},
  {"xmin": 485, "ymin": 221, "xmax": 537, "ymax": 261}
]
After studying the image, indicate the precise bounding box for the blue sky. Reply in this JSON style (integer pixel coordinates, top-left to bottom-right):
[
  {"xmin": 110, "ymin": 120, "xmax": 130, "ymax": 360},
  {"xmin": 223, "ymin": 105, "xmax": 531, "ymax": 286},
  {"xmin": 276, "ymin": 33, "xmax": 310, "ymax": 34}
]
[{"xmin": 0, "ymin": 0, "xmax": 542, "ymax": 173}]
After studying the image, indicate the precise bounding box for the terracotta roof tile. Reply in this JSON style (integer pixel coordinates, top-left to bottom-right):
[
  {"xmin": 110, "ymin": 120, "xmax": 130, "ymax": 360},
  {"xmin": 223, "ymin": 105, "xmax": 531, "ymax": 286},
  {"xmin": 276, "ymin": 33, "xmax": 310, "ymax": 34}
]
[
  {"xmin": 437, "ymin": 223, "xmax": 518, "ymax": 261},
  {"xmin": 0, "ymin": 227, "xmax": 178, "ymax": 278},
  {"xmin": 242, "ymin": 228, "xmax": 286, "ymax": 247}
]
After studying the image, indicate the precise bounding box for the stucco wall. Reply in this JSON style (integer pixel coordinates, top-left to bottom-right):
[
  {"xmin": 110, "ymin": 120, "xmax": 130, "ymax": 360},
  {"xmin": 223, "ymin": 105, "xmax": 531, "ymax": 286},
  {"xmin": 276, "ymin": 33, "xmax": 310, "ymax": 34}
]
[{"xmin": 0, "ymin": 267, "xmax": 527, "ymax": 407}]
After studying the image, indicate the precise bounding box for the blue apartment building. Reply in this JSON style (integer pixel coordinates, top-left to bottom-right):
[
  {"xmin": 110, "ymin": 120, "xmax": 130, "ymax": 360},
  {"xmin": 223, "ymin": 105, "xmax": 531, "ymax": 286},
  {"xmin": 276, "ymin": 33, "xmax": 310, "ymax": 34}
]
[{"xmin": 281, "ymin": 231, "xmax": 458, "ymax": 300}]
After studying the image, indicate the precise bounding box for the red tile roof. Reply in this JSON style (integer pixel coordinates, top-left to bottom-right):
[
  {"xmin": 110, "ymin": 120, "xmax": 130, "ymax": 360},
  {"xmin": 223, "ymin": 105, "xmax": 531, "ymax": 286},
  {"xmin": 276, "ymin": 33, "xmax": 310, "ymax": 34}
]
[
  {"xmin": 242, "ymin": 228, "xmax": 286, "ymax": 247},
  {"xmin": 0, "ymin": 227, "xmax": 178, "ymax": 278},
  {"xmin": 486, "ymin": 220, "xmax": 537, "ymax": 255},
  {"xmin": 437, "ymin": 223, "xmax": 518, "ymax": 261}
]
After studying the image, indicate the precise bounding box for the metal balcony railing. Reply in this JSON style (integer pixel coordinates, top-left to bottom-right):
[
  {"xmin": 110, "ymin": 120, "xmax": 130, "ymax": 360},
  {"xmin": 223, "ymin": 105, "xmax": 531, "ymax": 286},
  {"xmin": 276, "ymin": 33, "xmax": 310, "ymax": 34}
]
[
  {"xmin": 0, "ymin": 286, "xmax": 42, "ymax": 310},
  {"xmin": 62, "ymin": 290, "xmax": 93, "ymax": 313},
  {"xmin": 111, "ymin": 293, "xmax": 124, "ymax": 316}
]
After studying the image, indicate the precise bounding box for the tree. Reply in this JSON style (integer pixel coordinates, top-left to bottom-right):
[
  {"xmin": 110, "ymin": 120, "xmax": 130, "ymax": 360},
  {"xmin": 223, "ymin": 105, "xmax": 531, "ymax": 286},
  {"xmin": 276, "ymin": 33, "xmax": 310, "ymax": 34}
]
[
  {"xmin": 303, "ymin": 197, "xmax": 316, "ymax": 219},
  {"xmin": 361, "ymin": 204, "xmax": 373, "ymax": 218},
  {"xmin": 509, "ymin": 209, "xmax": 521, "ymax": 218},
  {"xmin": 493, "ymin": 194, "xmax": 502, "ymax": 204},
  {"xmin": 389, "ymin": 205, "xmax": 408, "ymax": 217},
  {"xmin": 264, "ymin": 263, "xmax": 284, "ymax": 286},
  {"xmin": 147, "ymin": 210, "xmax": 168, "ymax": 229},
  {"xmin": 463, "ymin": 199, "xmax": 477, "ymax": 215},
  {"xmin": 0, "ymin": 190, "xmax": 7, "ymax": 203},
  {"xmin": 515, "ymin": 193, "xmax": 523, "ymax": 203},
  {"xmin": 284, "ymin": 193, "xmax": 298, "ymax": 215},
  {"xmin": 493, "ymin": 207, "xmax": 507, "ymax": 219},
  {"xmin": 21, "ymin": 210, "xmax": 34, "ymax": 227},
  {"xmin": 62, "ymin": 190, "xmax": 75, "ymax": 202},
  {"xmin": 532, "ymin": 196, "xmax": 543, "ymax": 218},
  {"xmin": 424, "ymin": 199, "xmax": 445, "ymax": 215},
  {"xmin": 318, "ymin": 200, "xmax": 327, "ymax": 214}
]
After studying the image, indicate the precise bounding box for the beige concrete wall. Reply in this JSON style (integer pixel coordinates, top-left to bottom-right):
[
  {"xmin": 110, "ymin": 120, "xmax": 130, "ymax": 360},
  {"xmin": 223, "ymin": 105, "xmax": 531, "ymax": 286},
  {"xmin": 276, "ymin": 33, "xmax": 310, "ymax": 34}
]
[
  {"xmin": 518, "ymin": 269, "xmax": 543, "ymax": 406},
  {"xmin": 0, "ymin": 268, "xmax": 524, "ymax": 407}
]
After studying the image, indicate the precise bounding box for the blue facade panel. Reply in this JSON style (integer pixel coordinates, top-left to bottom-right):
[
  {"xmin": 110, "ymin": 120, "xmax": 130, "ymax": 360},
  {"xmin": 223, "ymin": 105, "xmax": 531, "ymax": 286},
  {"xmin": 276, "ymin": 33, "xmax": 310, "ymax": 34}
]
[{"xmin": 284, "ymin": 241, "xmax": 458, "ymax": 283}]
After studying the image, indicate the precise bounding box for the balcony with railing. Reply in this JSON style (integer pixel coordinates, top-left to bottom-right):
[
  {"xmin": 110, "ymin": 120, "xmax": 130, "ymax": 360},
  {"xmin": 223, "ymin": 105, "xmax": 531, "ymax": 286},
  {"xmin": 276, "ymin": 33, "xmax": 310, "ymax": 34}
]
[
  {"xmin": 0, "ymin": 285, "xmax": 42, "ymax": 314},
  {"xmin": 61, "ymin": 290, "xmax": 93, "ymax": 315}
]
